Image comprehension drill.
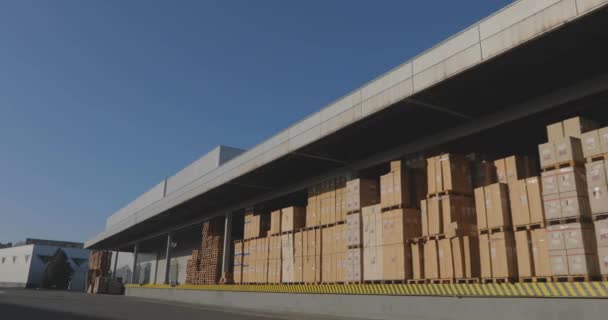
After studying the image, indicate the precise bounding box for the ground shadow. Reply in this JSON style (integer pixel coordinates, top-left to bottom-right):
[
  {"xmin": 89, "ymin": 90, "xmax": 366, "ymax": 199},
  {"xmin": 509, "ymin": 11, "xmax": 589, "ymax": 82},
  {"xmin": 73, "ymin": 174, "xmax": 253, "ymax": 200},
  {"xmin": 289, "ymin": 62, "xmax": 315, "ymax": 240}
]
[{"xmin": 0, "ymin": 302, "xmax": 111, "ymax": 320}]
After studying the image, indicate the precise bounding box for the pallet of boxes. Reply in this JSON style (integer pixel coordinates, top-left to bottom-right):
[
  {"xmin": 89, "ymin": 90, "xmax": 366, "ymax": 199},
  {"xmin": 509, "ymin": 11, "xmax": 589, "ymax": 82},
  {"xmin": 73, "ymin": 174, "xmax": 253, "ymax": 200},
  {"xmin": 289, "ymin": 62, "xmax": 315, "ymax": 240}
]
[
  {"xmin": 539, "ymin": 117, "xmax": 601, "ymax": 281},
  {"xmin": 186, "ymin": 217, "xmax": 228, "ymax": 285},
  {"xmin": 421, "ymin": 154, "xmax": 479, "ymax": 284}
]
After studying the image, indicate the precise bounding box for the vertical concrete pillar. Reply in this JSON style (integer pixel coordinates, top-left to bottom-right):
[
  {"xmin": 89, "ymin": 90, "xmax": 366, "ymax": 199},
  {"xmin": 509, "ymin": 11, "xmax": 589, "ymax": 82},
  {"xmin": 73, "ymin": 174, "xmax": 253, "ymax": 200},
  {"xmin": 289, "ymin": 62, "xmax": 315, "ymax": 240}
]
[
  {"xmin": 130, "ymin": 243, "xmax": 139, "ymax": 284},
  {"xmin": 112, "ymin": 251, "xmax": 119, "ymax": 279},
  {"xmin": 163, "ymin": 232, "xmax": 173, "ymax": 284},
  {"xmin": 221, "ymin": 213, "xmax": 233, "ymax": 282}
]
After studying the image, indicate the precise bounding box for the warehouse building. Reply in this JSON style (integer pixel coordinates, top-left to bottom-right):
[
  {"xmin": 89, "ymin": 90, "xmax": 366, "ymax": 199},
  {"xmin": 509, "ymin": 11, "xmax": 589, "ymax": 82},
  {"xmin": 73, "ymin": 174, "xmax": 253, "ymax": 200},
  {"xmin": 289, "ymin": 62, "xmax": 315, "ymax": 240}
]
[
  {"xmin": 0, "ymin": 239, "xmax": 90, "ymax": 290},
  {"xmin": 86, "ymin": 0, "xmax": 608, "ymax": 319}
]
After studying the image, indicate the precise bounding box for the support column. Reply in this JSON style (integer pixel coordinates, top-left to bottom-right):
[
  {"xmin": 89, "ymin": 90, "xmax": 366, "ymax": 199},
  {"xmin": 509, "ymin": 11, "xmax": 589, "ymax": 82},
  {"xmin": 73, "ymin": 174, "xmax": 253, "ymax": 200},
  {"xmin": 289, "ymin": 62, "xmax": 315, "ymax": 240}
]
[
  {"xmin": 163, "ymin": 232, "xmax": 173, "ymax": 285},
  {"xmin": 221, "ymin": 213, "xmax": 233, "ymax": 283},
  {"xmin": 112, "ymin": 251, "xmax": 119, "ymax": 279},
  {"xmin": 130, "ymin": 243, "xmax": 139, "ymax": 284}
]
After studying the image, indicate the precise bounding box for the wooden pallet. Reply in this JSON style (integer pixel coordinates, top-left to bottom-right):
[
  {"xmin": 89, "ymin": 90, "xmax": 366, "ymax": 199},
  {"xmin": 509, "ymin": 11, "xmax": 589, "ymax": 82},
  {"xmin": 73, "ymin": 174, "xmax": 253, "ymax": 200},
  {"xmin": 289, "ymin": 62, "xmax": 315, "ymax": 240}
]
[
  {"xmin": 408, "ymin": 237, "xmax": 427, "ymax": 244},
  {"xmin": 347, "ymin": 244, "xmax": 362, "ymax": 249},
  {"xmin": 455, "ymin": 278, "xmax": 480, "ymax": 284},
  {"xmin": 514, "ymin": 222, "xmax": 545, "ymax": 232},
  {"xmin": 425, "ymin": 234, "xmax": 446, "ymax": 240},
  {"xmin": 407, "ymin": 279, "xmax": 429, "ymax": 284},
  {"xmin": 546, "ymin": 216, "xmax": 591, "ymax": 226},
  {"xmin": 427, "ymin": 190, "xmax": 472, "ymax": 198},
  {"xmin": 481, "ymin": 278, "xmax": 515, "ymax": 284},
  {"xmin": 541, "ymin": 160, "xmax": 582, "ymax": 172},
  {"xmin": 552, "ymin": 275, "xmax": 597, "ymax": 282},
  {"xmin": 428, "ymin": 279, "xmax": 454, "ymax": 284},
  {"xmin": 519, "ymin": 276, "xmax": 553, "ymax": 283},
  {"xmin": 478, "ymin": 226, "xmax": 512, "ymax": 235},
  {"xmin": 346, "ymin": 210, "xmax": 361, "ymax": 215},
  {"xmin": 593, "ymin": 213, "xmax": 608, "ymax": 221},
  {"xmin": 381, "ymin": 204, "xmax": 408, "ymax": 212},
  {"xmin": 586, "ymin": 153, "xmax": 608, "ymax": 163},
  {"xmin": 602, "ymin": 275, "xmax": 608, "ymax": 282}
]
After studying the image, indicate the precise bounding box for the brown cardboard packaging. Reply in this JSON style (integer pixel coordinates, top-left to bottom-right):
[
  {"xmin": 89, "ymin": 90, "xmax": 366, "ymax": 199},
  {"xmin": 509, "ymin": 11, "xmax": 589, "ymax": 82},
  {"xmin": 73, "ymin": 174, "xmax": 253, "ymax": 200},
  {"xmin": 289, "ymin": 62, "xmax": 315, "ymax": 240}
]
[
  {"xmin": 531, "ymin": 229, "xmax": 552, "ymax": 277},
  {"xmin": 334, "ymin": 224, "xmax": 347, "ymax": 253},
  {"xmin": 302, "ymin": 256, "xmax": 313, "ymax": 283},
  {"xmin": 547, "ymin": 122, "xmax": 564, "ymax": 142},
  {"xmin": 495, "ymin": 158, "xmax": 507, "ymax": 184},
  {"xmin": 294, "ymin": 256, "xmax": 303, "ymax": 283},
  {"xmin": 295, "ymin": 231, "xmax": 304, "ymax": 257},
  {"xmin": 560, "ymin": 191, "xmax": 591, "ymax": 218},
  {"xmin": 595, "ymin": 219, "xmax": 608, "ymax": 248},
  {"xmin": 555, "ymin": 136, "xmax": 584, "ymax": 163},
  {"xmin": 421, "ymin": 199, "xmax": 429, "ymax": 236},
  {"xmin": 600, "ymin": 127, "xmax": 608, "ymax": 154},
  {"xmin": 428, "ymin": 196, "xmax": 442, "ymax": 235},
  {"xmin": 322, "ymin": 226, "xmax": 334, "ymax": 255},
  {"xmin": 582, "ymin": 130, "xmax": 602, "ymax": 158},
  {"xmin": 321, "ymin": 254, "xmax": 331, "ymax": 283},
  {"xmin": 526, "ymin": 177, "xmax": 545, "ymax": 224},
  {"xmin": 346, "ymin": 248, "xmax": 362, "ymax": 282},
  {"xmin": 567, "ymin": 248, "xmax": 600, "ymax": 276},
  {"xmin": 472, "ymin": 161, "xmax": 496, "ymax": 188},
  {"xmin": 479, "ymin": 233, "xmax": 492, "ymax": 278},
  {"xmin": 424, "ymin": 240, "xmax": 439, "ymax": 279},
  {"xmin": 598, "ymin": 247, "xmax": 608, "ymax": 275},
  {"xmin": 506, "ymin": 156, "xmax": 528, "ymax": 184},
  {"xmin": 383, "ymin": 209, "xmax": 422, "ymax": 245},
  {"xmin": 485, "ymin": 183, "xmax": 511, "ymax": 229},
  {"xmin": 509, "ymin": 180, "xmax": 530, "ymax": 226},
  {"xmin": 563, "ymin": 222, "xmax": 596, "ymax": 250},
  {"xmin": 543, "ymin": 194, "xmax": 562, "ymax": 220},
  {"xmin": 557, "ymin": 167, "xmax": 588, "ymax": 195},
  {"xmin": 547, "ymin": 224, "xmax": 567, "ymax": 251},
  {"xmin": 375, "ymin": 210, "xmax": 384, "ymax": 250},
  {"xmin": 362, "ymin": 206, "xmax": 377, "ymax": 248},
  {"xmin": 563, "ymin": 116, "xmax": 599, "ymax": 139},
  {"xmin": 549, "ymin": 250, "xmax": 569, "ymax": 276},
  {"xmin": 474, "ymin": 187, "xmax": 488, "ymax": 229},
  {"xmin": 427, "ymin": 156, "xmax": 439, "ymax": 194},
  {"xmin": 281, "ymin": 206, "xmax": 306, "ymax": 232},
  {"xmin": 586, "ymin": 160, "xmax": 607, "ymax": 188},
  {"xmin": 411, "ymin": 242, "xmax": 424, "ymax": 280},
  {"xmin": 541, "ymin": 170, "xmax": 559, "ymax": 196},
  {"xmin": 539, "ymin": 142, "xmax": 557, "ymax": 169},
  {"xmin": 440, "ymin": 154, "xmax": 472, "ymax": 194},
  {"xmin": 393, "ymin": 169, "xmax": 412, "ymax": 208},
  {"xmin": 590, "ymin": 186, "xmax": 608, "ymax": 214},
  {"xmin": 382, "ymin": 243, "xmax": 410, "ymax": 280},
  {"xmin": 346, "ymin": 212, "xmax": 362, "ymax": 247},
  {"xmin": 282, "ymin": 257, "xmax": 294, "ymax": 283},
  {"xmin": 442, "ymin": 195, "xmax": 476, "ymax": 238},
  {"xmin": 380, "ymin": 172, "xmax": 394, "ymax": 209},
  {"xmin": 270, "ymin": 210, "xmax": 281, "ymax": 235},
  {"xmin": 363, "ymin": 246, "xmax": 383, "ymax": 281},
  {"xmin": 451, "ymin": 236, "xmax": 480, "ymax": 279},
  {"xmin": 281, "ymin": 234, "xmax": 294, "ymax": 260},
  {"xmin": 515, "ymin": 230, "xmax": 534, "ymax": 277},
  {"xmin": 346, "ymin": 179, "xmax": 379, "ymax": 212},
  {"xmin": 489, "ymin": 231, "xmax": 517, "ymax": 279},
  {"xmin": 438, "ymin": 238, "xmax": 454, "ymax": 279}
]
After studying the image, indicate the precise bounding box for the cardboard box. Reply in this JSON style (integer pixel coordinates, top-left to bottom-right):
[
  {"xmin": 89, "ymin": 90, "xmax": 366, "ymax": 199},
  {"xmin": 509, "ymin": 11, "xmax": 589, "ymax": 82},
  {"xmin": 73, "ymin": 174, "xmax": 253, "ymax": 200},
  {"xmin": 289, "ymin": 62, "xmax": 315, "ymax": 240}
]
[
  {"xmin": 382, "ymin": 243, "xmax": 410, "ymax": 280},
  {"xmin": 560, "ymin": 191, "xmax": 591, "ymax": 218},
  {"xmin": 428, "ymin": 196, "xmax": 442, "ymax": 235},
  {"xmin": 509, "ymin": 180, "xmax": 530, "ymax": 226},
  {"xmin": 362, "ymin": 206, "xmax": 376, "ymax": 248},
  {"xmin": 270, "ymin": 210, "xmax": 281, "ymax": 235},
  {"xmin": 590, "ymin": 186, "xmax": 608, "ymax": 214},
  {"xmin": 322, "ymin": 226, "xmax": 334, "ymax": 255},
  {"xmin": 494, "ymin": 158, "xmax": 507, "ymax": 184},
  {"xmin": 393, "ymin": 169, "xmax": 412, "ymax": 208},
  {"xmin": 489, "ymin": 231, "xmax": 517, "ymax": 279},
  {"xmin": 346, "ymin": 248, "xmax": 362, "ymax": 282},
  {"xmin": 485, "ymin": 183, "xmax": 511, "ymax": 229},
  {"xmin": 496, "ymin": 156, "xmax": 528, "ymax": 185},
  {"xmin": 543, "ymin": 194, "xmax": 562, "ymax": 220},
  {"xmin": 295, "ymin": 231, "xmax": 304, "ymax": 257},
  {"xmin": 383, "ymin": 208, "xmax": 422, "ymax": 245},
  {"xmin": 563, "ymin": 116, "xmax": 599, "ymax": 139},
  {"xmin": 526, "ymin": 177, "xmax": 545, "ymax": 224},
  {"xmin": 346, "ymin": 179, "xmax": 379, "ymax": 212},
  {"xmin": 472, "ymin": 161, "xmax": 496, "ymax": 188},
  {"xmin": 363, "ymin": 246, "xmax": 383, "ymax": 281},
  {"xmin": 440, "ymin": 154, "xmax": 472, "ymax": 194},
  {"xmin": 557, "ymin": 167, "xmax": 588, "ymax": 195},
  {"xmin": 600, "ymin": 127, "xmax": 608, "ymax": 154},
  {"xmin": 547, "ymin": 224, "xmax": 567, "ymax": 251},
  {"xmin": 346, "ymin": 212, "xmax": 362, "ymax": 247},
  {"xmin": 547, "ymin": 122, "xmax": 564, "ymax": 142},
  {"xmin": 549, "ymin": 250, "xmax": 569, "ymax": 276},
  {"xmin": 424, "ymin": 240, "xmax": 439, "ymax": 279},
  {"xmin": 595, "ymin": 219, "xmax": 608, "ymax": 248},
  {"xmin": 515, "ymin": 230, "xmax": 534, "ymax": 277},
  {"xmin": 479, "ymin": 233, "xmax": 492, "ymax": 278},
  {"xmin": 438, "ymin": 238, "xmax": 454, "ymax": 279},
  {"xmin": 334, "ymin": 224, "xmax": 347, "ymax": 253},
  {"xmin": 541, "ymin": 170, "xmax": 559, "ymax": 196},
  {"xmin": 281, "ymin": 234, "xmax": 294, "ymax": 260},
  {"xmin": 451, "ymin": 236, "xmax": 480, "ymax": 279},
  {"xmin": 442, "ymin": 195, "xmax": 476, "ymax": 238},
  {"xmin": 555, "ymin": 136, "xmax": 584, "ymax": 164},
  {"xmin": 375, "ymin": 209, "xmax": 384, "ymax": 250},
  {"xmin": 474, "ymin": 187, "xmax": 488, "ymax": 229},
  {"xmin": 581, "ymin": 130, "xmax": 602, "ymax": 158},
  {"xmin": 411, "ymin": 242, "xmax": 424, "ymax": 280},
  {"xmin": 563, "ymin": 222, "xmax": 596, "ymax": 250},
  {"xmin": 539, "ymin": 142, "xmax": 557, "ymax": 169},
  {"xmin": 421, "ymin": 199, "xmax": 429, "ymax": 236},
  {"xmin": 598, "ymin": 247, "xmax": 608, "ymax": 275},
  {"xmin": 427, "ymin": 156, "xmax": 440, "ymax": 194},
  {"xmin": 567, "ymin": 248, "xmax": 599, "ymax": 276},
  {"xmin": 586, "ymin": 160, "xmax": 607, "ymax": 188},
  {"xmin": 531, "ymin": 229, "xmax": 552, "ymax": 277},
  {"xmin": 380, "ymin": 173, "xmax": 394, "ymax": 209},
  {"xmin": 282, "ymin": 257, "xmax": 294, "ymax": 283},
  {"xmin": 281, "ymin": 206, "xmax": 306, "ymax": 232}
]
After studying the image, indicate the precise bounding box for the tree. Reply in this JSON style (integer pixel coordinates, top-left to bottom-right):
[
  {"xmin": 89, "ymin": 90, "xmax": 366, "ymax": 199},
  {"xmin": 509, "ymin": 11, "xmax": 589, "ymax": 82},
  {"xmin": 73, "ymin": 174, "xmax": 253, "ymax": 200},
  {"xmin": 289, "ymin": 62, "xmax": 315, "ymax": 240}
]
[{"xmin": 41, "ymin": 249, "xmax": 74, "ymax": 290}]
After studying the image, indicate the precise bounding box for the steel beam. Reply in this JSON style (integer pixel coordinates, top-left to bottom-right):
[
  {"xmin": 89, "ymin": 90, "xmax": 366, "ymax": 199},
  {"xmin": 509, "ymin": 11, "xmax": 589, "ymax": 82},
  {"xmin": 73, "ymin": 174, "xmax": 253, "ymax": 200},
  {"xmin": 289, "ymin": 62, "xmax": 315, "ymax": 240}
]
[
  {"xmin": 130, "ymin": 243, "xmax": 139, "ymax": 284},
  {"xmin": 163, "ymin": 232, "xmax": 173, "ymax": 284},
  {"xmin": 221, "ymin": 213, "xmax": 233, "ymax": 278}
]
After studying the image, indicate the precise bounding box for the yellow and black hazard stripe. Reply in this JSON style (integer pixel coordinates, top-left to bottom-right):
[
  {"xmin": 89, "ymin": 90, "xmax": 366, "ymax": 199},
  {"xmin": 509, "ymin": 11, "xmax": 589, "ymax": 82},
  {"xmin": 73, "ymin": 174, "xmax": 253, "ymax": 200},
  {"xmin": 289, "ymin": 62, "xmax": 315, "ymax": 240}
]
[{"xmin": 126, "ymin": 282, "xmax": 608, "ymax": 298}]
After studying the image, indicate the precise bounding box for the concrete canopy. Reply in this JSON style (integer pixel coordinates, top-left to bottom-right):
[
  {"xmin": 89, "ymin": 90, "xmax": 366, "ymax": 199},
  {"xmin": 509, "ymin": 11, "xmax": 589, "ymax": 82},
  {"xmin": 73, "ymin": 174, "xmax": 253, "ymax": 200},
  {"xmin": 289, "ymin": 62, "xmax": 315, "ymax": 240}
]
[{"xmin": 87, "ymin": 0, "xmax": 608, "ymax": 250}]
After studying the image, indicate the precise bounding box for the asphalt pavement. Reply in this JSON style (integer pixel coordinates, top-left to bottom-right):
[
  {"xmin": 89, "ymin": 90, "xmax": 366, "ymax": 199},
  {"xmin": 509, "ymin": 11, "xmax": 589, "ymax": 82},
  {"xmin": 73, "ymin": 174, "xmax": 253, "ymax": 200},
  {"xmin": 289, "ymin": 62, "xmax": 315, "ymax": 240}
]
[{"xmin": 0, "ymin": 288, "xmax": 341, "ymax": 320}]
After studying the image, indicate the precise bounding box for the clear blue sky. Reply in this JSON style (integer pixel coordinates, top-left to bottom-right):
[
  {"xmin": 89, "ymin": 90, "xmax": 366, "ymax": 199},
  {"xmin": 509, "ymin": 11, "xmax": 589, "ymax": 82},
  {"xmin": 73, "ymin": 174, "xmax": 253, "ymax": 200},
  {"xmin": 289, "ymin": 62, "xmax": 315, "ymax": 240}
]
[{"xmin": 0, "ymin": 0, "xmax": 511, "ymax": 244}]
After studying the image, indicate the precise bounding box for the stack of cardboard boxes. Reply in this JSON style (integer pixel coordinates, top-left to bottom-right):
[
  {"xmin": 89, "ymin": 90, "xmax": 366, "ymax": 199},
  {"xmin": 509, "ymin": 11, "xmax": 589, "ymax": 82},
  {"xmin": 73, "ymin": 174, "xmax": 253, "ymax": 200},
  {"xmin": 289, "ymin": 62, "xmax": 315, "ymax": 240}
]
[
  {"xmin": 303, "ymin": 229, "xmax": 322, "ymax": 283},
  {"xmin": 233, "ymin": 241, "xmax": 243, "ymax": 284},
  {"xmin": 244, "ymin": 211, "xmax": 269, "ymax": 240},
  {"xmin": 267, "ymin": 235, "xmax": 282, "ymax": 283},
  {"xmin": 186, "ymin": 219, "xmax": 225, "ymax": 285},
  {"xmin": 539, "ymin": 118, "xmax": 600, "ymax": 279},
  {"xmin": 321, "ymin": 225, "xmax": 347, "ymax": 282},
  {"xmin": 306, "ymin": 177, "xmax": 348, "ymax": 228},
  {"xmin": 362, "ymin": 204, "xmax": 383, "ymax": 281},
  {"xmin": 281, "ymin": 233, "xmax": 294, "ymax": 283}
]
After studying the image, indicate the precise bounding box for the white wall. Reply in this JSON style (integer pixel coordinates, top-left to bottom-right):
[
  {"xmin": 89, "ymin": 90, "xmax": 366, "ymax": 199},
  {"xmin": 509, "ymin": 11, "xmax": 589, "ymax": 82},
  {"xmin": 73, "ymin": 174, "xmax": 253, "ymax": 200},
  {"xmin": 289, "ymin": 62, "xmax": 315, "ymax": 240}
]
[{"xmin": 0, "ymin": 245, "xmax": 34, "ymax": 287}]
